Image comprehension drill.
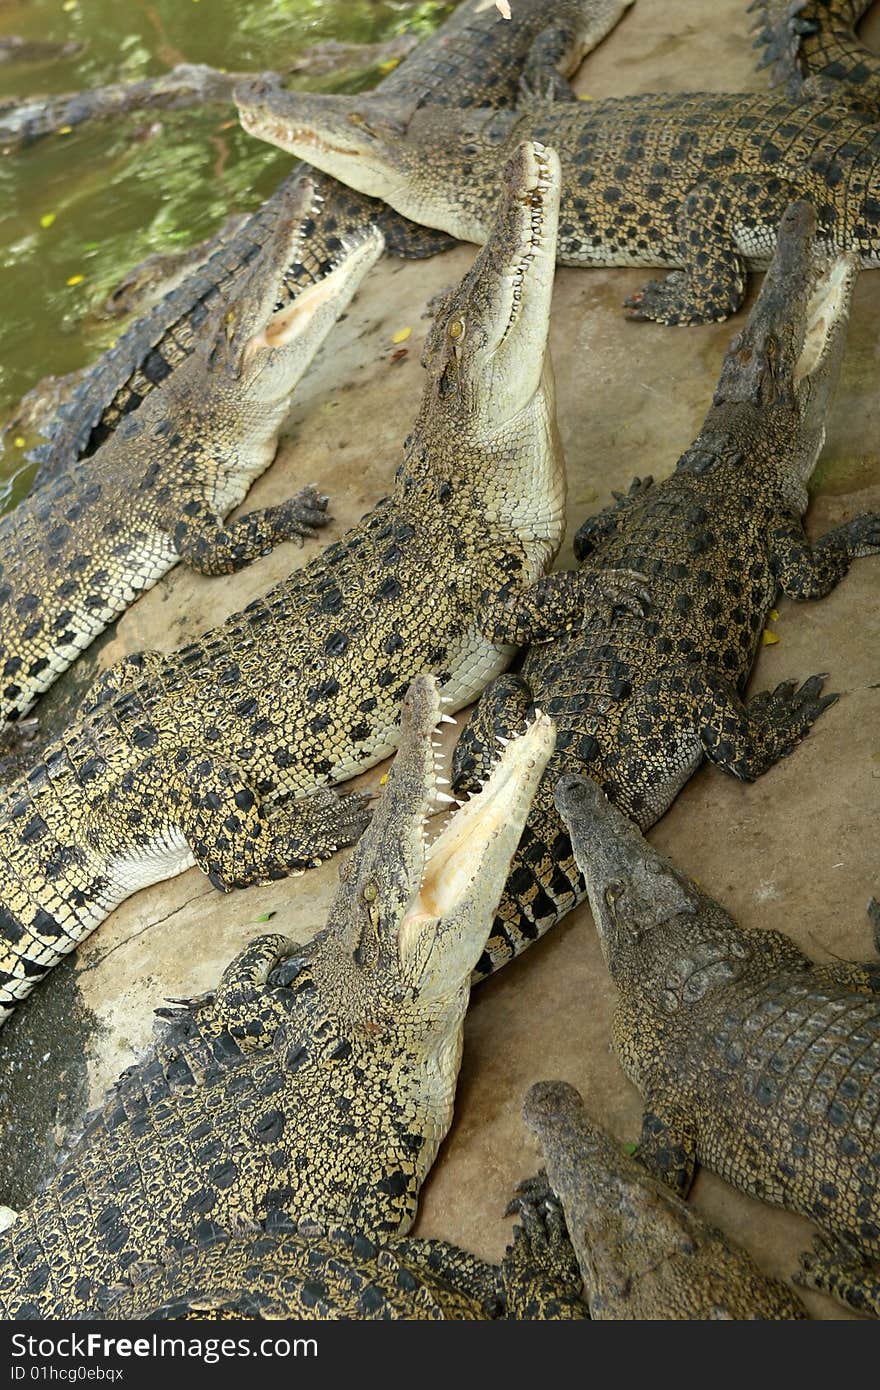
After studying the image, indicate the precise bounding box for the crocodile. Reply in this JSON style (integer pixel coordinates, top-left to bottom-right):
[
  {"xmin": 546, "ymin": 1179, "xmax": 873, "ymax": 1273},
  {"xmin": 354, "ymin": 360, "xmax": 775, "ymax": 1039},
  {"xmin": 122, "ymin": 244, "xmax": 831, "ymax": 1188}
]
[
  {"xmin": 554, "ymin": 771, "xmax": 880, "ymax": 1318},
  {"xmin": 30, "ymin": 0, "xmax": 632, "ymax": 481},
  {"xmin": 239, "ymin": 75, "xmax": 880, "ymax": 323},
  {"xmin": 0, "ymin": 141, "xmax": 645, "ymax": 1023},
  {"xmin": 447, "ymin": 199, "xmax": 880, "ymax": 977},
  {"xmin": 749, "ymin": 1, "xmax": 880, "ymax": 102},
  {"xmin": 0, "ymin": 176, "xmax": 383, "ymax": 735},
  {"xmin": 520, "ymin": 1080, "xmax": 808, "ymax": 1318},
  {"xmin": 0, "ymin": 674, "xmax": 561, "ymax": 1318}
]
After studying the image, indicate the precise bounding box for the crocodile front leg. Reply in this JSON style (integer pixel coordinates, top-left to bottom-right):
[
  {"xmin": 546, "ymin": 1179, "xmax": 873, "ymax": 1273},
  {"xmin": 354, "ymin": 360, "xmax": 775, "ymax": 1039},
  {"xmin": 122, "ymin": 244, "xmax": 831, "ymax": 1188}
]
[
  {"xmin": 636, "ymin": 1104, "xmax": 698, "ymax": 1199},
  {"xmin": 81, "ymin": 650, "xmax": 167, "ymax": 712},
  {"xmin": 167, "ymin": 756, "xmax": 371, "ymax": 888},
  {"xmin": 502, "ymin": 1174, "xmax": 587, "ymax": 1319},
  {"xmin": 573, "ymin": 475, "xmax": 654, "ymax": 562},
  {"xmin": 168, "ymin": 487, "xmax": 331, "ymax": 577},
  {"xmin": 469, "ymin": 561, "xmax": 649, "ymax": 648},
  {"xmin": 770, "ymin": 513, "xmax": 880, "ymax": 599},
  {"xmin": 451, "ymin": 673, "xmax": 534, "ymax": 795},
  {"xmin": 796, "ymin": 1233, "xmax": 880, "ymax": 1318},
  {"xmin": 624, "ymin": 183, "xmax": 785, "ymax": 325},
  {"xmin": 209, "ymin": 932, "xmax": 299, "ymax": 1045},
  {"xmin": 811, "ymin": 900, "xmax": 880, "ymax": 995},
  {"xmin": 692, "ymin": 670, "xmax": 838, "ymax": 780}
]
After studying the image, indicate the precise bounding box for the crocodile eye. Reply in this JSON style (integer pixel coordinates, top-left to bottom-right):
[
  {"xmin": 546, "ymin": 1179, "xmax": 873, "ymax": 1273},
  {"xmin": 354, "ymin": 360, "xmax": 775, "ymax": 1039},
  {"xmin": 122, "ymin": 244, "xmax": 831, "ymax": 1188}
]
[
  {"xmin": 605, "ymin": 881, "xmax": 624, "ymax": 908},
  {"xmin": 447, "ymin": 317, "xmax": 465, "ymax": 341}
]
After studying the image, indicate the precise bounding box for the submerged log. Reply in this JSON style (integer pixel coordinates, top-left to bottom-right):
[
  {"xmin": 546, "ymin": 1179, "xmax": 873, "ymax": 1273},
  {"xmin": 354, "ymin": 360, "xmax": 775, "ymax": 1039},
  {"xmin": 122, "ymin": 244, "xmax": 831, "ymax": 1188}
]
[{"xmin": 0, "ymin": 62, "xmax": 277, "ymax": 150}]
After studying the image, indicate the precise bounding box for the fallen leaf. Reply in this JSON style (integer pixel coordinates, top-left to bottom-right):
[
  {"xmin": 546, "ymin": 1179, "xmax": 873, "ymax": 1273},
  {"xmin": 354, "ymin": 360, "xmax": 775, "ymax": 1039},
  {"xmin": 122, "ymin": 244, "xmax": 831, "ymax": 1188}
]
[
  {"xmin": 392, "ymin": 326, "xmax": 412, "ymax": 344},
  {"xmin": 61, "ymin": 0, "xmax": 77, "ymax": 10},
  {"xmin": 39, "ymin": 213, "xmax": 56, "ymax": 229},
  {"xmin": 496, "ymin": 0, "xmax": 512, "ymax": 17},
  {"xmin": 378, "ymin": 57, "xmax": 401, "ymax": 73},
  {"xmin": 57, "ymin": 126, "xmax": 72, "ymax": 135},
  {"xmin": 254, "ymin": 911, "xmax": 276, "ymax": 923},
  {"xmin": 379, "ymin": 772, "xmax": 389, "ymax": 785},
  {"xmin": 769, "ymin": 608, "xmax": 779, "ymax": 622},
  {"xmin": 761, "ymin": 629, "xmax": 780, "ymax": 645},
  {"xmin": 390, "ymin": 347, "xmax": 408, "ymax": 364},
  {"xmin": 66, "ymin": 273, "xmax": 85, "ymax": 286},
  {"xmin": 13, "ymin": 437, "xmax": 25, "ymax": 449},
  {"xmin": 577, "ymin": 93, "xmax": 592, "ymax": 100}
]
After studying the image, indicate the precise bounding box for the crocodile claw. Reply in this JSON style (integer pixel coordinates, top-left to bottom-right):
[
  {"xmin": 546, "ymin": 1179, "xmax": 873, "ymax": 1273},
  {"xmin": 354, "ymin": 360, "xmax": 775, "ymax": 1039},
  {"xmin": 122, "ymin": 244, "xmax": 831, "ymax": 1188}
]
[{"xmin": 591, "ymin": 567, "xmax": 652, "ymax": 620}]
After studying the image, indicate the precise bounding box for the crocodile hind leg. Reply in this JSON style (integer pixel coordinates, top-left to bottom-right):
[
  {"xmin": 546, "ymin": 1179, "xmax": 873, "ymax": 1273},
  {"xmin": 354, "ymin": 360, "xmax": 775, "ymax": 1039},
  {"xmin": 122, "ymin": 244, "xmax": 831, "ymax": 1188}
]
[
  {"xmin": 692, "ymin": 670, "xmax": 838, "ymax": 781},
  {"xmin": 624, "ymin": 184, "xmax": 760, "ymax": 325},
  {"xmin": 165, "ymin": 757, "xmax": 371, "ymax": 889},
  {"xmin": 169, "ymin": 488, "xmax": 331, "ymax": 577},
  {"xmin": 795, "ymin": 1234, "xmax": 880, "ymax": 1317},
  {"xmin": 502, "ymin": 1173, "xmax": 588, "ymax": 1319},
  {"xmin": 770, "ymin": 513, "xmax": 880, "ymax": 599},
  {"xmin": 451, "ymin": 674, "xmax": 534, "ymax": 795}
]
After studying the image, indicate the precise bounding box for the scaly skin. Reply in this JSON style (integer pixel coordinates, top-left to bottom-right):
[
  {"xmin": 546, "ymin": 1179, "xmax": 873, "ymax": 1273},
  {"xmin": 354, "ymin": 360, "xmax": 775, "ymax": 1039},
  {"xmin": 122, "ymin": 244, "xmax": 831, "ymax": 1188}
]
[
  {"xmin": 555, "ymin": 773, "xmax": 880, "ymax": 1319},
  {"xmin": 522, "ymin": 1080, "xmax": 808, "ymax": 1319},
  {"xmin": 99, "ymin": 1200, "xmax": 586, "ymax": 1321},
  {"xmin": 241, "ymin": 80, "xmax": 880, "ymax": 323},
  {"xmin": 30, "ymin": 0, "xmax": 632, "ymax": 479},
  {"xmin": 748, "ymin": 1, "xmax": 880, "ymax": 102},
  {"xmin": 0, "ymin": 180, "xmax": 383, "ymax": 735},
  {"xmin": 0, "ymin": 676, "xmax": 561, "ymax": 1319},
  {"xmin": 451, "ymin": 201, "xmax": 880, "ymax": 976},
  {"xmin": 0, "ymin": 144, "xmax": 645, "ymax": 1023}
]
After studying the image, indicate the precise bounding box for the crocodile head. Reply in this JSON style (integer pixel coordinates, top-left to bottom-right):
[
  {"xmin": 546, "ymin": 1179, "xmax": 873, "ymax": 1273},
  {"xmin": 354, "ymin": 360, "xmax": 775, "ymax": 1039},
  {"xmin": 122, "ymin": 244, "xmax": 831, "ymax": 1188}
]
[
  {"xmin": 279, "ymin": 675, "xmax": 555, "ymax": 1236},
  {"xmin": 409, "ymin": 139, "xmax": 561, "ymax": 445},
  {"xmin": 554, "ymin": 774, "xmax": 747, "ymax": 1015},
  {"xmin": 694, "ymin": 199, "xmax": 858, "ymax": 511},
  {"xmin": 523, "ymin": 1080, "xmax": 692, "ymax": 1309},
  {"xmin": 195, "ymin": 173, "xmax": 383, "ymax": 422},
  {"xmin": 235, "ymin": 86, "xmax": 505, "ymax": 245}
]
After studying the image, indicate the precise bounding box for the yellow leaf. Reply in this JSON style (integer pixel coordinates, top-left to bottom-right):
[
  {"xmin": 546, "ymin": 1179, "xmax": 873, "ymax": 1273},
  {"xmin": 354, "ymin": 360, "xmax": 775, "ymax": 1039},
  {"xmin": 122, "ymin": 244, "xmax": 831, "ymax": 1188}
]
[
  {"xmin": 61, "ymin": 0, "xmax": 77, "ymax": 10},
  {"xmin": 379, "ymin": 772, "xmax": 389, "ymax": 785},
  {"xmin": 761, "ymin": 629, "xmax": 780, "ymax": 646},
  {"xmin": 577, "ymin": 93, "xmax": 592, "ymax": 100},
  {"xmin": 58, "ymin": 126, "xmax": 72, "ymax": 135},
  {"xmin": 39, "ymin": 212, "xmax": 56, "ymax": 229},
  {"xmin": 392, "ymin": 326, "xmax": 412, "ymax": 344},
  {"xmin": 378, "ymin": 57, "xmax": 401, "ymax": 73},
  {"xmin": 769, "ymin": 608, "xmax": 779, "ymax": 622},
  {"xmin": 66, "ymin": 273, "xmax": 85, "ymax": 287},
  {"xmin": 13, "ymin": 436, "xmax": 25, "ymax": 449}
]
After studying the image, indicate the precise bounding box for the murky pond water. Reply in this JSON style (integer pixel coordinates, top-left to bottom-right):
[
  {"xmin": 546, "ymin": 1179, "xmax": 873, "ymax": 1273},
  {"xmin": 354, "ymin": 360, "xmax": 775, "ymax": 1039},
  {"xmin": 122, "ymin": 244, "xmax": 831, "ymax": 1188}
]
[{"xmin": 0, "ymin": 0, "xmax": 450, "ymax": 509}]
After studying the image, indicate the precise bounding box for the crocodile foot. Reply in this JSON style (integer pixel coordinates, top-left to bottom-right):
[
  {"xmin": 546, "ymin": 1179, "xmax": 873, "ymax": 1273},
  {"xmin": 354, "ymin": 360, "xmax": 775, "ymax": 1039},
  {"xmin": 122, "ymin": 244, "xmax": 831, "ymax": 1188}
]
[
  {"xmin": 502, "ymin": 1170, "xmax": 587, "ymax": 1319},
  {"xmin": 265, "ymin": 484, "xmax": 331, "ymax": 546},
  {"xmin": 624, "ymin": 267, "xmax": 743, "ymax": 327},
  {"xmin": 746, "ymin": 673, "xmax": 839, "ymax": 761},
  {"xmin": 795, "ymin": 1234, "xmax": 880, "ymax": 1318}
]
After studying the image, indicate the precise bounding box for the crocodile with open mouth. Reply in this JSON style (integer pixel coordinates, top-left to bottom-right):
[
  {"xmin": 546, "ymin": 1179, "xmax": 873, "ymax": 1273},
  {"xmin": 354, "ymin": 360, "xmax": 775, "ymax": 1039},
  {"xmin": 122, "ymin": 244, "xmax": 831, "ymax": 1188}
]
[
  {"xmin": 238, "ymin": 66, "xmax": 880, "ymax": 323},
  {"xmin": 0, "ymin": 676, "xmax": 572, "ymax": 1319},
  {"xmin": 0, "ymin": 141, "xmax": 643, "ymax": 1025},
  {"xmin": 449, "ymin": 199, "xmax": 879, "ymax": 976},
  {"xmin": 0, "ymin": 177, "xmax": 382, "ymax": 737}
]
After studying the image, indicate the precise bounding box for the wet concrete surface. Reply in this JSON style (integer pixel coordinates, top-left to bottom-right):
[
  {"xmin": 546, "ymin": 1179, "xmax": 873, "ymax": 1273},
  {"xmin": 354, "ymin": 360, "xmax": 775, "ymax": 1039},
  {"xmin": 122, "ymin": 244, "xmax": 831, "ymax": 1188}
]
[{"xmin": 1, "ymin": 0, "xmax": 878, "ymax": 1319}]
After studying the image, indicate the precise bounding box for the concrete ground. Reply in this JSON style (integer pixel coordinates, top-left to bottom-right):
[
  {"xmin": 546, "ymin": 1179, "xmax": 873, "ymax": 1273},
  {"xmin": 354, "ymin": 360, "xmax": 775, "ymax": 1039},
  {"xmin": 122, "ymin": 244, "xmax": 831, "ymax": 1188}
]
[{"xmin": 1, "ymin": 0, "xmax": 878, "ymax": 1319}]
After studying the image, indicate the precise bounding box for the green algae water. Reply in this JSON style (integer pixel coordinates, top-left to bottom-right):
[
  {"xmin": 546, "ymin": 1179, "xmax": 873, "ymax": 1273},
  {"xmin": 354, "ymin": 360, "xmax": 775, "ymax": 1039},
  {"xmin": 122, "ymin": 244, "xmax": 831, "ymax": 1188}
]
[{"xmin": 0, "ymin": 0, "xmax": 451, "ymax": 510}]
